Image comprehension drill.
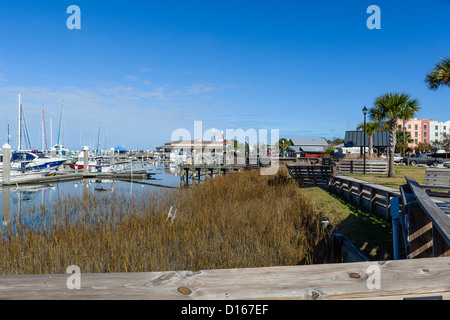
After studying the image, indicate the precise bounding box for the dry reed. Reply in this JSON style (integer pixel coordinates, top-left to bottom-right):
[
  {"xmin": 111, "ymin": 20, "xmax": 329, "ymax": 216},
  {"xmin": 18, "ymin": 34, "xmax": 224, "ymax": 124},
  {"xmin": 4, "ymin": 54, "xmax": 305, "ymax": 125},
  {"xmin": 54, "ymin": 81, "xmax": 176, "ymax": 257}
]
[{"xmin": 0, "ymin": 169, "xmax": 327, "ymax": 275}]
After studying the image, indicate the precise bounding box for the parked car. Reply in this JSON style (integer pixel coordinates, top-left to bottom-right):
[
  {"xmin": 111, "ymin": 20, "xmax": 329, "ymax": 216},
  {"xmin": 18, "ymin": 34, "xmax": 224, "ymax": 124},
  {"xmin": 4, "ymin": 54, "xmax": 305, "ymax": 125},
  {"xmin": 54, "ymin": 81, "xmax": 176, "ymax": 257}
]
[
  {"xmin": 444, "ymin": 161, "xmax": 450, "ymax": 168},
  {"xmin": 402, "ymin": 154, "xmax": 443, "ymax": 166},
  {"xmin": 380, "ymin": 153, "xmax": 402, "ymax": 163}
]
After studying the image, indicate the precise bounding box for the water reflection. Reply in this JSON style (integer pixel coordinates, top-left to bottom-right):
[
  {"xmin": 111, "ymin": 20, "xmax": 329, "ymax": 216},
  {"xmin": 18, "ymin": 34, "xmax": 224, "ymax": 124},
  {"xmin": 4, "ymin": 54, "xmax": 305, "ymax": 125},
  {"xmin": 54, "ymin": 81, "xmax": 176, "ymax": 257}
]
[{"xmin": 0, "ymin": 167, "xmax": 180, "ymax": 228}]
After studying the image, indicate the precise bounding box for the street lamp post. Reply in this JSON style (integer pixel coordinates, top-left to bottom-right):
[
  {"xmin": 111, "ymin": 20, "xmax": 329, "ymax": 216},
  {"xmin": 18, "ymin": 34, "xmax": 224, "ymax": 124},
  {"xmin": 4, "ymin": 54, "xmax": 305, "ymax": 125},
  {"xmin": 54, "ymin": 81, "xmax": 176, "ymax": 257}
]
[{"xmin": 362, "ymin": 106, "xmax": 368, "ymax": 174}]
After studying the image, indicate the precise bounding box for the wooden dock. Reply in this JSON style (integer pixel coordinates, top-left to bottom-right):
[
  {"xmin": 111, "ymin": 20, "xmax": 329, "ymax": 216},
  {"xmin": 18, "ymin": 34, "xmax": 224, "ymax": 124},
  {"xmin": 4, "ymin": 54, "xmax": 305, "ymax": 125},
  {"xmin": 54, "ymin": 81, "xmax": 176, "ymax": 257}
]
[
  {"xmin": 0, "ymin": 257, "xmax": 448, "ymax": 300},
  {"xmin": 1, "ymin": 170, "xmax": 150, "ymax": 186}
]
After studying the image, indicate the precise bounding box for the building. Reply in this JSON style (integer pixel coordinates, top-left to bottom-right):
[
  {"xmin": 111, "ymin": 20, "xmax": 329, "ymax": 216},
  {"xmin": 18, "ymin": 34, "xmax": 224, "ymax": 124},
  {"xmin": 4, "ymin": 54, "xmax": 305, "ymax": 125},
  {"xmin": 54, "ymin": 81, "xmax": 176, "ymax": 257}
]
[
  {"xmin": 287, "ymin": 138, "xmax": 328, "ymax": 158},
  {"xmin": 430, "ymin": 120, "xmax": 450, "ymax": 145},
  {"xmin": 155, "ymin": 139, "xmax": 224, "ymax": 158},
  {"xmin": 344, "ymin": 130, "xmax": 389, "ymax": 156},
  {"xmin": 396, "ymin": 118, "xmax": 430, "ymax": 149}
]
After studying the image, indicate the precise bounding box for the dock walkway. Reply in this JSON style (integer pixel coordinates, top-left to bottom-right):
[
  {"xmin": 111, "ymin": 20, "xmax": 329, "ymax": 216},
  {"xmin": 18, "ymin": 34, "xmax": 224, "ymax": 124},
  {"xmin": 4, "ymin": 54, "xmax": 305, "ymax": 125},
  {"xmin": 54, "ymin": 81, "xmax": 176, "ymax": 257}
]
[{"xmin": 1, "ymin": 170, "xmax": 149, "ymax": 186}]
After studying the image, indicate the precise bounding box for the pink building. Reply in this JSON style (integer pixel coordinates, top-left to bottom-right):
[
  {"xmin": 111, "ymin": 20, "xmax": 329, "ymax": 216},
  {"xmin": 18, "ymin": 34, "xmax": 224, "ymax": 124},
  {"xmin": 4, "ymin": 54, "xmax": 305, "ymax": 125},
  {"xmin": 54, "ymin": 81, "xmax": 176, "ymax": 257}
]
[{"xmin": 397, "ymin": 118, "xmax": 430, "ymax": 149}]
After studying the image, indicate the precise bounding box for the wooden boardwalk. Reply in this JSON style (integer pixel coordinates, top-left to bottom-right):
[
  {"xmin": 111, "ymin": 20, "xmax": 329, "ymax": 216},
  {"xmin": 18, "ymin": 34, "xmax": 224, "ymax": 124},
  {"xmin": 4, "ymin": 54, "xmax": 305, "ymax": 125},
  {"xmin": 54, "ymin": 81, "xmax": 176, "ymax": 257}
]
[
  {"xmin": 433, "ymin": 197, "xmax": 450, "ymax": 217},
  {"xmin": 0, "ymin": 257, "xmax": 449, "ymax": 300}
]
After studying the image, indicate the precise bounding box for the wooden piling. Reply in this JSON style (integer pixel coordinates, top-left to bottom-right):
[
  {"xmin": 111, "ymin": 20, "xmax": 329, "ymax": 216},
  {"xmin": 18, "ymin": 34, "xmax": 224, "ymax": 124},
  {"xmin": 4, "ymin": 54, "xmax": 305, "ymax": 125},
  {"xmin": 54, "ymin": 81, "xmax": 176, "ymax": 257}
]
[
  {"xmin": 83, "ymin": 146, "xmax": 89, "ymax": 174},
  {"xmin": 2, "ymin": 144, "xmax": 11, "ymax": 185}
]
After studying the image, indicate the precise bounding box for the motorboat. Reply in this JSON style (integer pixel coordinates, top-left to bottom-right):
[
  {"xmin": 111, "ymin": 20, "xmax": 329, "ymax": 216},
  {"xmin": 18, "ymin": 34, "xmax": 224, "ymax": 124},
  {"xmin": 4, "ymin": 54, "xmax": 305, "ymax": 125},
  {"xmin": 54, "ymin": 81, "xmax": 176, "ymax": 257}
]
[{"xmin": 10, "ymin": 150, "xmax": 67, "ymax": 171}]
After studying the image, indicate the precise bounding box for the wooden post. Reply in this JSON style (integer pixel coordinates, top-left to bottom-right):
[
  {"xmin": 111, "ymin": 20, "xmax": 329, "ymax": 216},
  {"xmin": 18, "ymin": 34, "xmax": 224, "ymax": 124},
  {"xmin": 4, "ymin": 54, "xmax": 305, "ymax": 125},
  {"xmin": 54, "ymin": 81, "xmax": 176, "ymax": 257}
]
[
  {"xmin": 83, "ymin": 146, "xmax": 89, "ymax": 174},
  {"xmin": 370, "ymin": 187, "xmax": 376, "ymax": 214},
  {"xmin": 358, "ymin": 183, "xmax": 364, "ymax": 207},
  {"xmin": 2, "ymin": 185, "xmax": 11, "ymax": 225},
  {"xmin": 348, "ymin": 181, "xmax": 353, "ymax": 201},
  {"xmin": 2, "ymin": 144, "xmax": 11, "ymax": 185},
  {"xmin": 432, "ymin": 225, "xmax": 450, "ymax": 257}
]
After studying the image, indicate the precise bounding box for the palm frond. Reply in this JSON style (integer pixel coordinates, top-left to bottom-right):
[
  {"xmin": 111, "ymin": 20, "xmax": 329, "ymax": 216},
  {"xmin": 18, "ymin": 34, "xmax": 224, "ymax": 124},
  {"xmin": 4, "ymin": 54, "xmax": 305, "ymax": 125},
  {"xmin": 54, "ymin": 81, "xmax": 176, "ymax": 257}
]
[{"xmin": 425, "ymin": 56, "xmax": 450, "ymax": 90}]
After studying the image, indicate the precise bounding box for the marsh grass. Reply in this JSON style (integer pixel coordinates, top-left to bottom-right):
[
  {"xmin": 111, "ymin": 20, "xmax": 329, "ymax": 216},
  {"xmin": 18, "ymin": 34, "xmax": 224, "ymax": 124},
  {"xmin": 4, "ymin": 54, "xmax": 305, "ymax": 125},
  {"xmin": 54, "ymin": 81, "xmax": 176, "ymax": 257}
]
[{"xmin": 0, "ymin": 169, "xmax": 327, "ymax": 275}]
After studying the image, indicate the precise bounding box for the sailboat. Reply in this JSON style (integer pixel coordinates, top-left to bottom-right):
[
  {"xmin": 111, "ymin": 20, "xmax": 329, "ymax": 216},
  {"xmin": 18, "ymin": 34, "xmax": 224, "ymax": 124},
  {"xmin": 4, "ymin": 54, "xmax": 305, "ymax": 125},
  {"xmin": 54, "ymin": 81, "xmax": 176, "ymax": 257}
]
[
  {"xmin": 10, "ymin": 95, "xmax": 66, "ymax": 172},
  {"xmin": 52, "ymin": 99, "xmax": 69, "ymax": 156}
]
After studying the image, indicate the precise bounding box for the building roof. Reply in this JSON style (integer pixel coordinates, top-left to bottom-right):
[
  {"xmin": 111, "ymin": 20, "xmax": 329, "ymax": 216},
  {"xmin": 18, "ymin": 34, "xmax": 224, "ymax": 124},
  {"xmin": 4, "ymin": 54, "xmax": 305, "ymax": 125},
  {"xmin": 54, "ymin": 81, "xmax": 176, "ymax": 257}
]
[
  {"xmin": 301, "ymin": 146, "xmax": 326, "ymax": 153},
  {"xmin": 344, "ymin": 130, "xmax": 389, "ymax": 147},
  {"xmin": 287, "ymin": 145, "xmax": 326, "ymax": 153},
  {"xmin": 156, "ymin": 139, "xmax": 224, "ymax": 150},
  {"xmin": 290, "ymin": 138, "xmax": 328, "ymax": 146}
]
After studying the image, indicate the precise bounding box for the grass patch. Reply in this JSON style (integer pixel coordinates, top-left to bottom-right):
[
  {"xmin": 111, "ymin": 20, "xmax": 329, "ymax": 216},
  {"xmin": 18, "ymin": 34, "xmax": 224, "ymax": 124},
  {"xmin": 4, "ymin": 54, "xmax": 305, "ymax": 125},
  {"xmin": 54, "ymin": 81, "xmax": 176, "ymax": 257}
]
[
  {"xmin": 0, "ymin": 170, "xmax": 327, "ymax": 275},
  {"xmin": 345, "ymin": 166, "xmax": 427, "ymax": 190},
  {"xmin": 302, "ymin": 187, "xmax": 393, "ymax": 260}
]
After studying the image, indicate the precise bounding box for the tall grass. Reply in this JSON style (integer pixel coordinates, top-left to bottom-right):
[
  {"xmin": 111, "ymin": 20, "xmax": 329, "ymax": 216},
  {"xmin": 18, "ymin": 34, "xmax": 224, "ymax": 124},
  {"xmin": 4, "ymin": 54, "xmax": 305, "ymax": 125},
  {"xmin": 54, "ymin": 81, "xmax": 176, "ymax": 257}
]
[{"xmin": 0, "ymin": 169, "xmax": 327, "ymax": 275}]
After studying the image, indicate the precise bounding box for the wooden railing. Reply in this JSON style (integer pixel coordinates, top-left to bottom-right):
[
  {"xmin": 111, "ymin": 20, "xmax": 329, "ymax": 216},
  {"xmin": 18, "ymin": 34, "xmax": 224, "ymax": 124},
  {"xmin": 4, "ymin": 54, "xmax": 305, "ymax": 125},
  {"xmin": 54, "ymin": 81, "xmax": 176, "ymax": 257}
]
[
  {"xmin": 1, "ymin": 257, "xmax": 449, "ymax": 300},
  {"xmin": 286, "ymin": 163, "xmax": 334, "ymax": 187},
  {"xmin": 329, "ymin": 175, "xmax": 400, "ymax": 220},
  {"xmin": 337, "ymin": 159, "xmax": 388, "ymax": 175},
  {"xmin": 400, "ymin": 177, "xmax": 450, "ymax": 258}
]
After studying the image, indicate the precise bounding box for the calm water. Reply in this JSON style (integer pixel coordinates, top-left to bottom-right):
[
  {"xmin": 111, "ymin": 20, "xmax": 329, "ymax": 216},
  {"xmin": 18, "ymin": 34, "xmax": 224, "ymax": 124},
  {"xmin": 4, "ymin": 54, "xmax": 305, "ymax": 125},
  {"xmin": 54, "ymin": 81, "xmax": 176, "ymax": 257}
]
[{"xmin": 0, "ymin": 166, "xmax": 181, "ymax": 227}]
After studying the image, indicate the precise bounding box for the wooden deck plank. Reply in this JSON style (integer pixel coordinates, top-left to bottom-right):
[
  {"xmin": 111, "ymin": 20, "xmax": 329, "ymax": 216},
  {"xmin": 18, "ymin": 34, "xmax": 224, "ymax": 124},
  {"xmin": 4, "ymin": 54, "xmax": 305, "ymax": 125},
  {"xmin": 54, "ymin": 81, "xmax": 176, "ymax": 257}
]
[{"xmin": 1, "ymin": 257, "xmax": 449, "ymax": 300}]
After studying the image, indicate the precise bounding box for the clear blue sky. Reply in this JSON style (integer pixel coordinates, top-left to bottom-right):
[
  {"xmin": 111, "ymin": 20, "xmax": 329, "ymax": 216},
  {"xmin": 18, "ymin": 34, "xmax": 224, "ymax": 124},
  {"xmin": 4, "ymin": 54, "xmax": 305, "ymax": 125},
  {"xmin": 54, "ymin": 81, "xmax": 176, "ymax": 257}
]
[{"xmin": 0, "ymin": 0, "xmax": 449, "ymax": 150}]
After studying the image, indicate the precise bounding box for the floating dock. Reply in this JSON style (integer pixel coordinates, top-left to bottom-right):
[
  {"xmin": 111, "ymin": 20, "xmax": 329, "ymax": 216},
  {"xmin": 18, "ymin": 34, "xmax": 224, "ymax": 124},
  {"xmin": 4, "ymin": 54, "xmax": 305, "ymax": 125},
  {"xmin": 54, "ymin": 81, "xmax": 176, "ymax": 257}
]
[{"xmin": 0, "ymin": 170, "xmax": 150, "ymax": 186}]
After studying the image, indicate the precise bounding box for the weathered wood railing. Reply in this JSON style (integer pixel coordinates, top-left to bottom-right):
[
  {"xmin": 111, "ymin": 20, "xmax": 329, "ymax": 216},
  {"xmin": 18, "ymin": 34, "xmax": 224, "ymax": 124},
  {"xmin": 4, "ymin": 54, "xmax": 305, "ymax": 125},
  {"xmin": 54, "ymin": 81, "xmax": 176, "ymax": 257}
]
[
  {"xmin": 1, "ymin": 257, "xmax": 449, "ymax": 300},
  {"xmin": 422, "ymin": 169, "xmax": 450, "ymax": 197},
  {"xmin": 400, "ymin": 177, "xmax": 450, "ymax": 258},
  {"xmin": 329, "ymin": 175, "xmax": 400, "ymax": 220},
  {"xmin": 337, "ymin": 159, "xmax": 388, "ymax": 175},
  {"xmin": 286, "ymin": 163, "xmax": 334, "ymax": 187}
]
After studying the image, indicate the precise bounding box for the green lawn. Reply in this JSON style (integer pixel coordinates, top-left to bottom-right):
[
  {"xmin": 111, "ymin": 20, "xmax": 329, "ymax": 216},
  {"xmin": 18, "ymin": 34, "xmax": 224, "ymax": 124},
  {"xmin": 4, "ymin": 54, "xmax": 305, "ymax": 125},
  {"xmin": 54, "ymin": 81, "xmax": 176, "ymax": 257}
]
[
  {"xmin": 345, "ymin": 165, "xmax": 429, "ymax": 190},
  {"xmin": 302, "ymin": 187, "xmax": 395, "ymax": 261}
]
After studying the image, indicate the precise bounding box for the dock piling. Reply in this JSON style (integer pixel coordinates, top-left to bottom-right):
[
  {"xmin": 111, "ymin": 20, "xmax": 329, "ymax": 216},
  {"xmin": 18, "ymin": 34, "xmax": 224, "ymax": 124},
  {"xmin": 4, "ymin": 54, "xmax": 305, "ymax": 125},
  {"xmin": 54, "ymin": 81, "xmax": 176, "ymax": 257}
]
[
  {"xmin": 83, "ymin": 146, "xmax": 89, "ymax": 174},
  {"xmin": 2, "ymin": 144, "xmax": 11, "ymax": 185}
]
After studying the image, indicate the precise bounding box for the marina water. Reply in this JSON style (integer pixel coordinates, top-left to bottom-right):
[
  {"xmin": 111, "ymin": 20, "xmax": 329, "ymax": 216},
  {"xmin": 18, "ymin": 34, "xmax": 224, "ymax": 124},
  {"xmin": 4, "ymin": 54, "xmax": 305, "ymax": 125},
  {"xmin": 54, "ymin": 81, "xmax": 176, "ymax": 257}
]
[{"xmin": 0, "ymin": 167, "xmax": 181, "ymax": 231}]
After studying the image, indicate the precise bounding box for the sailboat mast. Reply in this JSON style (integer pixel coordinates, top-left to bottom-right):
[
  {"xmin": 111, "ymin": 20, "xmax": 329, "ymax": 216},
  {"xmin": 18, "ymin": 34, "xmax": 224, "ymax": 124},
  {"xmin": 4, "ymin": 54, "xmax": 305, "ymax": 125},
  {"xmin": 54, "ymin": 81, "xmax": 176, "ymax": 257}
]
[
  {"xmin": 18, "ymin": 94, "xmax": 22, "ymax": 150},
  {"xmin": 50, "ymin": 118, "xmax": 53, "ymax": 148},
  {"xmin": 57, "ymin": 99, "xmax": 64, "ymax": 149},
  {"xmin": 42, "ymin": 105, "xmax": 48, "ymax": 151}
]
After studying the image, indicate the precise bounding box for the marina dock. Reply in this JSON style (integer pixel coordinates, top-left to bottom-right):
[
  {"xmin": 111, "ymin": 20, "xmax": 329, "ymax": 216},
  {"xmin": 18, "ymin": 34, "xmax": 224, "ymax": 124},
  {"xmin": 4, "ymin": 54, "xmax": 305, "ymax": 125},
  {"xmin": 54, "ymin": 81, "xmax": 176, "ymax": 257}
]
[{"xmin": 0, "ymin": 170, "xmax": 151, "ymax": 186}]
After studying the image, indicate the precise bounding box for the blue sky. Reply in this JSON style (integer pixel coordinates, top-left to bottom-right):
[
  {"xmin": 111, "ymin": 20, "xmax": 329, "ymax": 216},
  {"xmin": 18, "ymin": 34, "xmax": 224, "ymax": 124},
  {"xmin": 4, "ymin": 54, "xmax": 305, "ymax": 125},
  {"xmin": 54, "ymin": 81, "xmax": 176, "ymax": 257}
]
[{"xmin": 0, "ymin": 0, "xmax": 449, "ymax": 150}]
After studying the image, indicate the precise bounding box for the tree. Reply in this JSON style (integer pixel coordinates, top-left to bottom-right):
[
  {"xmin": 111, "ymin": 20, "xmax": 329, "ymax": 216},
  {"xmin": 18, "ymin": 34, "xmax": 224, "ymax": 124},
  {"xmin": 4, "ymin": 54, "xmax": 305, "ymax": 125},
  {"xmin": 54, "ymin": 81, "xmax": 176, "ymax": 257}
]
[
  {"xmin": 357, "ymin": 122, "xmax": 379, "ymax": 156},
  {"xmin": 395, "ymin": 125, "xmax": 413, "ymax": 155},
  {"xmin": 425, "ymin": 57, "xmax": 450, "ymax": 90},
  {"xmin": 278, "ymin": 138, "xmax": 292, "ymax": 157},
  {"xmin": 442, "ymin": 133, "xmax": 450, "ymax": 151},
  {"xmin": 369, "ymin": 93, "xmax": 420, "ymax": 177},
  {"xmin": 414, "ymin": 142, "xmax": 431, "ymax": 154}
]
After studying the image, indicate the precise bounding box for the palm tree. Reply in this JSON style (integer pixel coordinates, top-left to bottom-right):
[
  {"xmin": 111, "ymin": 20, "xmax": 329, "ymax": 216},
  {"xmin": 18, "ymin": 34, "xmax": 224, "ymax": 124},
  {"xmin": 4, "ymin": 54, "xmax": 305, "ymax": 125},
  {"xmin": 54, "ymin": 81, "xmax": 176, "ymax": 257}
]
[
  {"xmin": 425, "ymin": 57, "xmax": 450, "ymax": 90},
  {"xmin": 395, "ymin": 125, "xmax": 413, "ymax": 155},
  {"xmin": 369, "ymin": 93, "xmax": 420, "ymax": 177},
  {"xmin": 357, "ymin": 122, "xmax": 379, "ymax": 156}
]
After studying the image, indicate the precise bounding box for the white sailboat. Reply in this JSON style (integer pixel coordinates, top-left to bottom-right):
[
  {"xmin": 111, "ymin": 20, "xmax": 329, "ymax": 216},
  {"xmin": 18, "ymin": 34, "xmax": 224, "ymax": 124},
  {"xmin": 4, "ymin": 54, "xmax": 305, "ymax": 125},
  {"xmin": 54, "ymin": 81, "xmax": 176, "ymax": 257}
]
[{"xmin": 6, "ymin": 94, "xmax": 67, "ymax": 174}]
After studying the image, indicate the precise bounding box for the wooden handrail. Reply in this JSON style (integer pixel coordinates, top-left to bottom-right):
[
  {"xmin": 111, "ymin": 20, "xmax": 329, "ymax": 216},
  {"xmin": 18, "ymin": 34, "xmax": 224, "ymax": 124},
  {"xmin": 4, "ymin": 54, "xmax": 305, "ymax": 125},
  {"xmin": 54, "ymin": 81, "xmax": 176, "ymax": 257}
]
[
  {"xmin": 406, "ymin": 177, "xmax": 450, "ymax": 247},
  {"xmin": 1, "ymin": 257, "xmax": 449, "ymax": 300}
]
